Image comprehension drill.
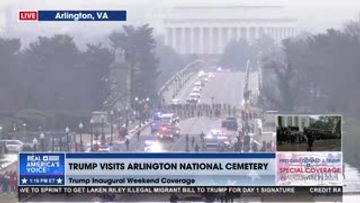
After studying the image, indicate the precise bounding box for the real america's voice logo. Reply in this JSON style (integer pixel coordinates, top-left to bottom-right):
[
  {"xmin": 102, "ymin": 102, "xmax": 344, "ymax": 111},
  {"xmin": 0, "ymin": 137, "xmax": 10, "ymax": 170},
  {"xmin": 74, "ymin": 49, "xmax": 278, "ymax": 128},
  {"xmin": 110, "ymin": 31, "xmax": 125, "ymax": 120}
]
[{"xmin": 18, "ymin": 10, "xmax": 127, "ymax": 22}]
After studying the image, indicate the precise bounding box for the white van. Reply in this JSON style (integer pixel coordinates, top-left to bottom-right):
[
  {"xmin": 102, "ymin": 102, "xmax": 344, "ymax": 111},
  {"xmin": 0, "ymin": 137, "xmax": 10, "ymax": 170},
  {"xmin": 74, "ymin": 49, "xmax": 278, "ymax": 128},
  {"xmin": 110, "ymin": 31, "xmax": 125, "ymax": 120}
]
[{"xmin": 0, "ymin": 140, "xmax": 24, "ymax": 152}]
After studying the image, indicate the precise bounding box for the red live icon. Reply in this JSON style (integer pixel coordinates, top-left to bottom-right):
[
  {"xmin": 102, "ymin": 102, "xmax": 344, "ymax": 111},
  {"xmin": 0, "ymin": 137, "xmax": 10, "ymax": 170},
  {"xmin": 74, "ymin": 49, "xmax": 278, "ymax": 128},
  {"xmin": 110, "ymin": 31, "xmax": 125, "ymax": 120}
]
[{"xmin": 19, "ymin": 11, "xmax": 38, "ymax": 21}]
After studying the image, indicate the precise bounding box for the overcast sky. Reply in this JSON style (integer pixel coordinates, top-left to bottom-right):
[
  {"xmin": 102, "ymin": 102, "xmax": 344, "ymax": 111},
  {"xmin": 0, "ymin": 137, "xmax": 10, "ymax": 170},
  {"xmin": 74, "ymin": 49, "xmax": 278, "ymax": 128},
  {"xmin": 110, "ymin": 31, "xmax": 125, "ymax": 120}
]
[{"xmin": 1, "ymin": 0, "xmax": 360, "ymax": 46}]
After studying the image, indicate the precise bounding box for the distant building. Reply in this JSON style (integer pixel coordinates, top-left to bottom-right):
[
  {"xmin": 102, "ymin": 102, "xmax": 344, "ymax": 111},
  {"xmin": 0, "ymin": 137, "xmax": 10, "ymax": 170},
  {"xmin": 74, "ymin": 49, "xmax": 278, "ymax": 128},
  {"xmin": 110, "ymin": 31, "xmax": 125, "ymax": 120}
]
[
  {"xmin": 277, "ymin": 115, "xmax": 316, "ymax": 132},
  {"xmin": 161, "ymin": 5, "xmax": 296, "ymax": 55}
]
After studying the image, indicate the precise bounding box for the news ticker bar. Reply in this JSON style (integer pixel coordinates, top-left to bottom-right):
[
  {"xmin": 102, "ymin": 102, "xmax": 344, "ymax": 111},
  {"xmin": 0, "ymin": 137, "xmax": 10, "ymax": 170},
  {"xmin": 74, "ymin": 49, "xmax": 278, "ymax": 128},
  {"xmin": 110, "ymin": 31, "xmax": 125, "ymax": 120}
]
[
  {"xmin": 18, "ymin": 186, "xmax": 343, "ymax": 202},
  {"xmin": 19, "ymin": 10, "xmax": 127, "ymax": 21},
  {"xmin": 19, "ymin": 152, "xmax": 343, "ymax": 187}
]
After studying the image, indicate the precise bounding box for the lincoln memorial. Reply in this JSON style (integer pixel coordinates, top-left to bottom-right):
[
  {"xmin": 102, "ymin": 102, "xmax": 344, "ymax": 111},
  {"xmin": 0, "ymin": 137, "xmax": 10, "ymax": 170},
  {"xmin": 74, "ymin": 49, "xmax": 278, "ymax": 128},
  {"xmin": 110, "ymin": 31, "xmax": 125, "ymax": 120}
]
[{"xmin": 162, "ymin": 5, "xmax": 297, "ymax": 55}]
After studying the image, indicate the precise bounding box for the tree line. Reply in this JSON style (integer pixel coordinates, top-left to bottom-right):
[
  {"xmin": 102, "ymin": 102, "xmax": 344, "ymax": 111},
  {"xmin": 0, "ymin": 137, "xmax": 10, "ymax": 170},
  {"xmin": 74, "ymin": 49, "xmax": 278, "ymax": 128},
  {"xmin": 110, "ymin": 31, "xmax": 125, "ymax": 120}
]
[
  {"xmin": 218, "ymin": 35, "xmax": 275, "ymax": 71},
  {"xmin": 0, "ymin": 24, "xmax": 175, "ymax": 114},
  {"xmin": 259, "ymin": 19, "xmax": 360, "ymax": 117}
]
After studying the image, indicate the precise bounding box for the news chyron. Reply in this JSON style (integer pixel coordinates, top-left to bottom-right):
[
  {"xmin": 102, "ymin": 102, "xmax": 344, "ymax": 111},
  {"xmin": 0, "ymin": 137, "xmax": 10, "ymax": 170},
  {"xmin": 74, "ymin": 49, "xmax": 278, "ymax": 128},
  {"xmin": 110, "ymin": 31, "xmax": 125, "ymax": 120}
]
[
  {"xmin": 18, "ymin": 10, "xmax": 127, "ymax": 22},
  {"xmin": 17, "ymin": 114, "xmax": 343, "ymax": 202}
]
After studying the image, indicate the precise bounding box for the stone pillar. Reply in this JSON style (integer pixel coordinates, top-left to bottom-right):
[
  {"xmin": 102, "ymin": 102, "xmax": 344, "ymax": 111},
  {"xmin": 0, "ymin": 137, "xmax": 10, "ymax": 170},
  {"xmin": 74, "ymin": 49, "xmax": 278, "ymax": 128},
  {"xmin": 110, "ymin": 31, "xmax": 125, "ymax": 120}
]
[
  {"xmin": 186, "ymin": 28, "xmax": 190, "ymax": 54},
  {"xmin": 176, "ymin": 27, "xmax": 181, "ymax": 53},
  {"xmin": 181, "ymin": 27, "xmax": 185, "ymax": 54},
  {"xmin": 286, "ymin": 28, "xmax": 291, "ymax": 38},
  {"xmin": 263, "ymin": 27, "xmax": 268, "ymax": 36},
  {"xmin": 254, "ymin": 27, "xmax": 259, "ymax": 40},
  {"xmin": 217, "ymin": 27, "xmax": 222, "ymax": 54},
  {"xmin": 270, "ymin": 28, "xmax": 274, "ymax": 40},
  {"xmin": 241, "ymin": 28, "xmax": 246, "ymax": 40},
  {"xmin": 278, "ymin": 27, "xmax": 282, "ymax": 43},
  {"xmin": 227, "ymin": 27, "xmax": 231, "ymax": 45},
  {"xmin": 245, "ymin": 27, "xmax": 250, "ymax": 42},
  {"xmin": 199, "ymin": 27, "xmax": 204, "ymax": 55},
  {"xmin": 171, "ymin": 27, "xmax": 176, "ymax": 51},
  {"xmin": 164, "ymin": 28, "xmax": 169, "ymax": 47},
  {"xmin": 194, "ymin": 27, "xmax": 200, "ymax": 54},
  {"xmin": 190, "ymin": 27, "xmax": 194, "ymax": 54},
  {"xmin": 236, "ymin": 27, "xmax": 241, "ymax": 40},
  {"xmin": 259, "ymin": 27, "xmax": 264, "ymax": 38},
  {"xmin": 209, "ymin": 27, "xmax": 213, "ymax": 54}
]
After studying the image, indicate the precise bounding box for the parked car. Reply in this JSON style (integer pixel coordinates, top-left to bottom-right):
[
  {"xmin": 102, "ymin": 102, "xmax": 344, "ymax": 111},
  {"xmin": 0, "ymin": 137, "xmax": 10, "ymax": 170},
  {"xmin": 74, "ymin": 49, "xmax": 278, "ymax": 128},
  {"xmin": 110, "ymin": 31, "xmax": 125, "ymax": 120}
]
[{"xmin": 0, "ymin": 140, "xmax": 24, "ymax": 152}]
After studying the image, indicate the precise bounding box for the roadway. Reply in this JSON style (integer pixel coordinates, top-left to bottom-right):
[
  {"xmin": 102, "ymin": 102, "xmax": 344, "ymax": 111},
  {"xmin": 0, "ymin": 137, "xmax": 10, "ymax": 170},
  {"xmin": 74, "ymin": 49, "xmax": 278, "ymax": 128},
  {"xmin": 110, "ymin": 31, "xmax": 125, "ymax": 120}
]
[
  {"xmin": 131, "ymin": 70, "xmax": 257, "ymax": 153},
  {"xmin": 174, "ymin": 71, "xmax": 247, "ymax": 106}
]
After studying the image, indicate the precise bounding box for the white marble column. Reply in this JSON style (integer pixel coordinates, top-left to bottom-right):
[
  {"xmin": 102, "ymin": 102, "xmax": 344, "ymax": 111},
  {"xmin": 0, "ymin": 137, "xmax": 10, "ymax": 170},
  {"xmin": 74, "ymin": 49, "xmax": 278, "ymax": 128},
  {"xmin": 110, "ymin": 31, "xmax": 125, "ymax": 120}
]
[
  {"xmin": 164, "ymin": 28, "xmax": 169, "ymax": 47},
  {"xmin": 209, "ymin": 27, "xmax": 213, "ymax": 54},
  {"xmin": 264, "ymin": 27, "xmax": 269, "ymax": 38},
  {"xmin": 283, "ymin": 28, "xmax": 287, "ymax": 39},
  {"xmin": 190, "ymin": 27, "xmax": 194, "ymax": 54},
  {"xmin": 236, "ymin": 27, "xmax": 241, "ymax": 40},
  {"xmin": 251, "ymin": 27, "xmax": 256, "ymax": 42},
  {"xmin": 254, "ymin": 27, "xmax": 259, "ymax": 40},
  {"xmin": 183, "ymin": 28, "xmax": 188, "ymax": 54},
  {"xmin": 278, "ymin": 27, "xmax": 281, "ymax": 41},
  {"xmin": 171, "ymin": 27, "xmax": 176, "ymax": 51},
  {"xmin": 199, "ymin": 27, "xmax": 204, "ymax": 55},
  {"xmin": 258, "ymin": 27, "xmax": 264, "ymax": 38},
  {"xmin": 286, "ymin": 28, "xmax": 292, "ymax": 37},
  {"xmin": 270, "ymin": 28, "xmax": 275, "ymax": 42},
  {"xmin": 195, "ymin": 27, "xmax": 200, "ymax": 54},
  {"xmin": 181, "ymin": 27, "xmax": 185, "ymax": 54},
  {"xmin": 264, "ymin": 27, "xmax": 268, "ymax": 36},
  {"xmin": 217, "ymin": 27, "xmax": 222, "ymax": 54},
  {"xmin": 227, "ymin": 27, "xmax": 231, "ymax": 44},
  {"xmin": 246, "ymin": 27, "xmax": 250, "ymax": 42},
  {"xmin": 241, "ymin": 28, "xmax": 246, "ymax": 40}
]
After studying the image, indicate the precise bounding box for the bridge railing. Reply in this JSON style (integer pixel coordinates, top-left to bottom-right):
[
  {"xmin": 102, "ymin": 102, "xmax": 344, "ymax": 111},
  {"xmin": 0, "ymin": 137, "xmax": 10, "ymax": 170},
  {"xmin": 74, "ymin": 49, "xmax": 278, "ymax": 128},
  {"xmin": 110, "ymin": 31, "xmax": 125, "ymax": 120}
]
[{"xmin": 157, "ymin": 59, "xmax": 207, "ymax": 103}]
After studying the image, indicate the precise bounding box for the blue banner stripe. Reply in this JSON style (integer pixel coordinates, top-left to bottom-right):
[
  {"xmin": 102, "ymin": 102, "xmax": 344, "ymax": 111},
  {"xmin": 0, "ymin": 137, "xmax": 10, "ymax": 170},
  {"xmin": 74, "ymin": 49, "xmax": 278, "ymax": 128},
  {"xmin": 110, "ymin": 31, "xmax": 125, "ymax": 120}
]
[
  {"xmin": 38, "ymin": 10, "xmax": 127, "ymax": 21},
  {"xmin": 66, "ymin": 153, "xmax": 275, "ymax": 159}
]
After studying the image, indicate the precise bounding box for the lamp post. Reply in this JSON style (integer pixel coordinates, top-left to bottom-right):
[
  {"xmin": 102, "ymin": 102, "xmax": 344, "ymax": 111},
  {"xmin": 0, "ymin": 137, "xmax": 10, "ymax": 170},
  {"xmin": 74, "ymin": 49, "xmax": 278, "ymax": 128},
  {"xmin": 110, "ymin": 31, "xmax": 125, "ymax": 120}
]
[
  {"xmin": 110, "ymin": 110, "xmax": 114, "ymax": 145},
  {"xmin": 65, "ymin": 127, "xmax": 70, "ymax": 152},
  {"xmin": 101, "ymin": 115, "xmax": 105, "ymax": 137},
  {"xmin": 0, "ymin": 126, "xmax": 3, "ymax": 155},
  {"xmin": 40, "ymin": 132, "xmax": 45, "ymax": 151},
  {"xmin": 145, "ymin": 97, "xmax": 150, "ymax": 120},
  {"xmin": 90, "ymin": 119, "xmax": 94, "ymax": 151},
  {"xmin": 59, "ymin": 136, "xmax": 62, "ymax": 151},
  {"xmin": 100, "ymin": 115, "xmax": 105, "ymax": 146},
  {"xmin": 33, "ymin": 138, "xmax": 39, "ymax": 151},
  {"xmin": 78, "ymin": 122, "xmax": 84, "ymax": 152},
  {"xmin": 23, "ymin": 123, "xmax": 27, "ymax": 137},
  {"xmin": 134, "ymin": 97, "xmax": 139, "ymax": 123},
  {"xmin": 117, "ymin": 108, "xmax": 122, "ymax": 129},
  {"xmin": 52, "ymin": 133, "xmax": 55, "ymax": 152},
  {"xmin": 125, "ymin": 107, "xmax": 129, "ymax": 131}
]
